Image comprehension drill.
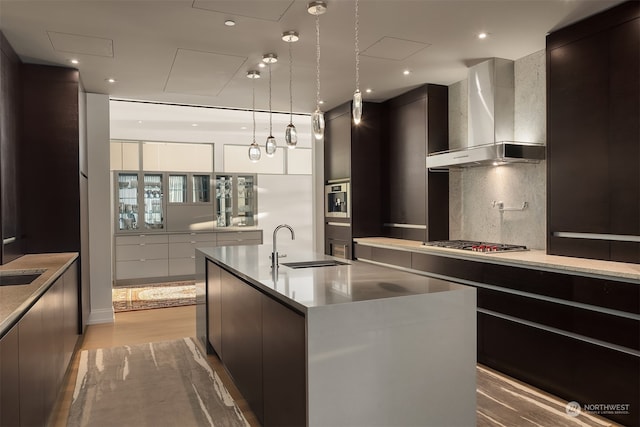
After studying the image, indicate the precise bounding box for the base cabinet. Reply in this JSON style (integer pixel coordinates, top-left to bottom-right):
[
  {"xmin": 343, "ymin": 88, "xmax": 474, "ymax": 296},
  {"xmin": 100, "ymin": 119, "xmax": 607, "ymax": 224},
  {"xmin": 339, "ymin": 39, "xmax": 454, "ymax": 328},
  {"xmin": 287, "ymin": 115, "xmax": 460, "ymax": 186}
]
[
  {"xmin": 0, "ymin": 324, "xmax": 20, "ymax": 426},
  {"xmin": 220, "ymin": 268, "xmax": 264, "ymax": 422},
  {"xmin": 208, "ymin": 261, "xmax": 306, "ymax": 426},
  {"xmin": 355, "ymin": 242, "xmax": 639, "ymax": 426},
  {"xmin": 1, "ymin": 259, "xmax": 80, "ymax": 427},
  {"xmin": 116, "ymin": 230, "xmax": 262, "ymax": 283}
]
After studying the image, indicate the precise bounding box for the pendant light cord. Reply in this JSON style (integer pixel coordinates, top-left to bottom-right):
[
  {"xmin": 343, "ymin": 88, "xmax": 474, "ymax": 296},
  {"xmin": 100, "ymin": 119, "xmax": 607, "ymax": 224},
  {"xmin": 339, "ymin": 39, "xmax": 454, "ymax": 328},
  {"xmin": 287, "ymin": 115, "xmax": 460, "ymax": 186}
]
[
  {"xmin": 289, "ymin": 41, "xmax": 293, "ymax": 124},
  {"xmin": 252, "ymin": 78, "xmax": 256, "ymax": 143},
  {"xmin": 315, "ymin": 13, "xmax": 321, "ymax": 109},
  {"xmin": 355, "ymin": 0, "xmax": 360, "ymax": 92},
  {"xmin": 269, "ymin": 63, "xmax": 273, "ymax": 135}
]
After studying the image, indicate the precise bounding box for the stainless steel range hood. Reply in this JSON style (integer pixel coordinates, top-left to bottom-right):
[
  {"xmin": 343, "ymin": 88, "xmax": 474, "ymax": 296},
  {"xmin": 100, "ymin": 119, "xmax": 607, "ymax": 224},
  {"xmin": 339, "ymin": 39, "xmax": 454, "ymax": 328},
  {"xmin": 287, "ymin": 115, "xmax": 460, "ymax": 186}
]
[{"xmin": 426, "ymin": 58, "xmax": 545, "ymax": 169}]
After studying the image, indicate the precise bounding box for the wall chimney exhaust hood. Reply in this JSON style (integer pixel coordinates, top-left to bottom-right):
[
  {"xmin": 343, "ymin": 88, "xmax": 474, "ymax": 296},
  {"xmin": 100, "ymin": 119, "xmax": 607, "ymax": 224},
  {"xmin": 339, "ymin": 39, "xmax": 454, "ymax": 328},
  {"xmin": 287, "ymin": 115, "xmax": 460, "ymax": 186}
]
[{"xmin": 426, "ymin": 58, "xmax": 545, "ymax": 169}]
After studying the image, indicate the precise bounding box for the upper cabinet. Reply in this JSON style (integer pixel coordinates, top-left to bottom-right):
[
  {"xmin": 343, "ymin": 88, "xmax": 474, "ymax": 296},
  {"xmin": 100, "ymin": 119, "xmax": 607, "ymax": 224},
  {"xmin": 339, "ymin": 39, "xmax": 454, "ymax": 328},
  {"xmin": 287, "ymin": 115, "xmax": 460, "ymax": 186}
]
[
  {"xmin": 381, "ymin": 84, "xmax": 449, "ymax": 242},
  {"xmin": 324, "ymin": 102, "xmax": 383, "ymax": 258},
  {"xmin": 547, "ymin": 1, "xmax": 639, "ymax": 263}
]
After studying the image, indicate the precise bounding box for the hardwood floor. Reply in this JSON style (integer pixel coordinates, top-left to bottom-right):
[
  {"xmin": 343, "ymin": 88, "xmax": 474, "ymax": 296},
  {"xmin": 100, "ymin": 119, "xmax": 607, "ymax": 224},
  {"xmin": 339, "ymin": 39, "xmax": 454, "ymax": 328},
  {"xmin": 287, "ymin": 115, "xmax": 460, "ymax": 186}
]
[{"xmin": 50, "ymin": 306, "xmax": 619, "ymax": 427}]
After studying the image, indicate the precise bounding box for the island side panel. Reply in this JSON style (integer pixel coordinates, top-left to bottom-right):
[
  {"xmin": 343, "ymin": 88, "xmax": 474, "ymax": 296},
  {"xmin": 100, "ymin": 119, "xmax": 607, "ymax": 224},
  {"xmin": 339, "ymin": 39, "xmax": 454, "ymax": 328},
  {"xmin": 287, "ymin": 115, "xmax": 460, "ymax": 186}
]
[
  {"xmin": 195, "ymin": 251, "xmax": 207, "ymax": 352},
  {"xmin": 306, "ymin": 287, "xmax": 477, "ymax": 427}
]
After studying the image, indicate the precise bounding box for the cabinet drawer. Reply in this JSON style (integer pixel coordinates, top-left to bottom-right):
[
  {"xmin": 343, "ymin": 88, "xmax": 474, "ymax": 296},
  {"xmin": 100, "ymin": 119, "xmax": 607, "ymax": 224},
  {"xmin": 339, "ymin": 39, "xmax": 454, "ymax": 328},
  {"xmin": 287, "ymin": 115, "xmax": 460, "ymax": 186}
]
[
  {"xmin": 169, "ymin": 233, "xmax": 217, "ymax": 244},
  {"xmin": 116, "ymin": 260, "xmax": 168, "ymax": 280},
  {"xmin": 169, "ymin": 241, "xmax": 216, "ymax": 259},
  {"xmin": 116, "ymin": 243, "xmax": 168, "ymax": 261},
  {"xmin": 169, "ymin": 258, "xmax": 195, "ymax": 276},
  {"xmin": 216, "ymin": 231, "xmax": 262, "ymax": 243},
  {"xmin": 115, "ymin": 234, "xmax": 168, "ymax": 245}
]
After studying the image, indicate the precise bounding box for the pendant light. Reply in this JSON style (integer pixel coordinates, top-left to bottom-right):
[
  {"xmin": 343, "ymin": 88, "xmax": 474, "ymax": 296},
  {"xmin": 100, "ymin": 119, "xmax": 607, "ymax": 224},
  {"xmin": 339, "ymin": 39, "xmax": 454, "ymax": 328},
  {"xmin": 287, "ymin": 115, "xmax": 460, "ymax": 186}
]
[
  {"xmin": 282, "ymin": 30, "xmax": 299, "ymax": 148},
  {"xmin": 352, "ymin": 0, "xmax": 363, "ymax": 125},
  {"xmin": 247, "ymin": 70, "xmax": 261, "ymax": 162},
  {"xmin": 262, "ymin": 53, "xmax": 278, "ymax": 157},
  {"xmin": 308, "ymin": 1, "xmax": 327, "ymax": 140}
]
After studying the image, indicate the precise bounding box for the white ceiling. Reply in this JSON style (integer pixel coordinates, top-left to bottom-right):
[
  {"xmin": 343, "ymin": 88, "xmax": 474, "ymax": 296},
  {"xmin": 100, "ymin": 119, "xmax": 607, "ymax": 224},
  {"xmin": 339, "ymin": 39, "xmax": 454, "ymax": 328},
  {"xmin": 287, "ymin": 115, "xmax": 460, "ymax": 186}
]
[{"xmin": 0, "ymin": 0, "xmax": 624, "ymax": 114}]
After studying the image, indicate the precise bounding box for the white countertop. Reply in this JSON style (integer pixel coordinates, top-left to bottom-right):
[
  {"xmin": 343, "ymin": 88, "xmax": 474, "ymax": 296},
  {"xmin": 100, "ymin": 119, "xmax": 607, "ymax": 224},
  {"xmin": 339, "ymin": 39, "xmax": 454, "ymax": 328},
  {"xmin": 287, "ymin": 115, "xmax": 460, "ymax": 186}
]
[
  {"xmin": 0, "ymin": 253, "xmax": 78, "ymax": 337},
  {"xmin": 354, "ymin": 237, "xmax": 640, "ymax": 283},
  {"xmin": 198, "ymin": 245, "xmax": 471, "ymax": 313}
]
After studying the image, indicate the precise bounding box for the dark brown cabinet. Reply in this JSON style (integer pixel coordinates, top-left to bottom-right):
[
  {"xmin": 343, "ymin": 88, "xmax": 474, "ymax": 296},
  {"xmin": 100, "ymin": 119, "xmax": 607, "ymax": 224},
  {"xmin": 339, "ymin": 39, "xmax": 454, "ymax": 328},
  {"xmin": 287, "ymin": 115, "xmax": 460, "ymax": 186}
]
[
  {"xmin": 3, "ymin": 260, "xmax": 80, "ymax": 427},
  {"xmin": 220, "ymin": 268, "xmax": 264, "ymax": 422},
  {"xmin": 209, "ymin": 262, "xmax": 306, "ymax": 426},
  {"xmin": 262, "ymin": 293, "xmax": 305, "ymax": 427},
  {"xmin": 0, "ymin": 31, "xmax": 22, "ymax": 265},
  {"xmin": 382, "ymin": 84, "xmax": 449, "ymax": 242},
  {"xmin": 547, "ymin": 1, "xmax": 640, "ymax": 263},
  {"xmin": 18, "ymin": 295, "xmax": 45, "ymax": 427},
  {"xmin": 0, "ymin": 324, "xmax": 20, "ymax": 426},
  {"xmin": 354, "ymin": 242, "xmax": 639, "ymax": 426},
  {"xmin": 206, "ymin": 260, "xmax": 222, "ymax": 356},
  {"xmin": 324, "ymin": 102, "xmax": 383, "ymax": 258}
]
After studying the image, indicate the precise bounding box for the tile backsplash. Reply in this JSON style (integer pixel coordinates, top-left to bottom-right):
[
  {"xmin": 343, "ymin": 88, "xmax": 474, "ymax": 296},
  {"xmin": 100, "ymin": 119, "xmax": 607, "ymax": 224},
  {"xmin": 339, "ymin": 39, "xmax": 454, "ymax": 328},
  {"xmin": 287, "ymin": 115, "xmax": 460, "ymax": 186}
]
[{"xmin": 447, "ymin": 50, "xmax": 546, "ymax": 250}]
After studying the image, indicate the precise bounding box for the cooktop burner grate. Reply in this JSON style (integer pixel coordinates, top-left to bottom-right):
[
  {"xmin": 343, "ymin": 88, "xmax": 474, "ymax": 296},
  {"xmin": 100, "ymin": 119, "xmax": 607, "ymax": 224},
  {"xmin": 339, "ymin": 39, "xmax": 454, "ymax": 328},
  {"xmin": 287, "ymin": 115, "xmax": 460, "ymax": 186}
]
[{"xmin": 422, "ymin": 240, "xmax": 528, "ymax": 253}]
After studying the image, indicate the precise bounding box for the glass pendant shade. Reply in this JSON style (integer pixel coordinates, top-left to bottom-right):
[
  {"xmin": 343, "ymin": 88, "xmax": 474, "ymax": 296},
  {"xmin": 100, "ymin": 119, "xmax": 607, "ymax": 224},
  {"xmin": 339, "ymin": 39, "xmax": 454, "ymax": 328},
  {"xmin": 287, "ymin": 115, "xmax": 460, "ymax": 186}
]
[
  {"xmin": 248, "ymin": 142, "xmax": 261, "ymax": 162},
  {"xmin": 285, "ymin": 123, "xmax": 298, "ymax": 148},
  {"xmin": 352, "ymin": 89, "xmax": 362, "ymax": 125},
  {"xmin": 312, "ymin": 109, "xmax": 325, "ymax": 140},
  {"xmin": 265, "ymin": 136, "xmax": 277, "ymax": 156}
]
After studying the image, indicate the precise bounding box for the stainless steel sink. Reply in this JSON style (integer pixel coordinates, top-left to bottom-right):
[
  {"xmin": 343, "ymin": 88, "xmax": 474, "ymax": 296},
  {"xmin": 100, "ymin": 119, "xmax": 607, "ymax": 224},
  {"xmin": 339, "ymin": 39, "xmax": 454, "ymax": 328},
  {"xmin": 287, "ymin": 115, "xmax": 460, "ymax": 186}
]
[
  {"xmin": 281, "ymin": 260, "xmax": 349, "ymax": 269},
  {"xmin": 0, "ymin": 271, "xmax": 43, "ymax": 286}
]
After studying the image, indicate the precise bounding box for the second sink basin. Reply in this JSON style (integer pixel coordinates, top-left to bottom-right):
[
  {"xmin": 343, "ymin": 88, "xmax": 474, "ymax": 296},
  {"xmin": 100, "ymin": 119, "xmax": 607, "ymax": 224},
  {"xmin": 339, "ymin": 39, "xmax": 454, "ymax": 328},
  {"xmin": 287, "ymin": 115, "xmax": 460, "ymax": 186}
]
[
  {"xmin": 0, "ymin": 271, "xmax": 43, "ymax": 287},
  {"xmin": 281, "ymin": 260, "xmax": 349, "ymax": 269}
]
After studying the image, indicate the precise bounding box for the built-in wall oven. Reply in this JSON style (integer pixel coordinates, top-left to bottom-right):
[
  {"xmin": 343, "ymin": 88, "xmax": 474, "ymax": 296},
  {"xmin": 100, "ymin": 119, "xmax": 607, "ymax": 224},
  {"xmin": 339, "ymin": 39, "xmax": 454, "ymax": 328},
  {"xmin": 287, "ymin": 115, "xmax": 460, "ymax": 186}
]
[{"xmin": 325, "ymin": 181, "xmax": 350, "ymax": 218}]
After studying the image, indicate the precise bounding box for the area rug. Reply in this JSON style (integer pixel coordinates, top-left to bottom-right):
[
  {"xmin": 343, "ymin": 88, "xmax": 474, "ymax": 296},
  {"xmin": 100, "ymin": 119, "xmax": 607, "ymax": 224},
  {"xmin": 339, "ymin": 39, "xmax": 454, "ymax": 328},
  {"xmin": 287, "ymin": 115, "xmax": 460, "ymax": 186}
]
[
  {"xmin": 477, "ymin": 365, "xmax": 615, "ymax": 427},
  {"xmin": 67, "ymin": 337, "xmax": 250, "ymax": 427},
  {"xmin": 112, "ymin": 281, "xmax": 196, "ymax": 312}
]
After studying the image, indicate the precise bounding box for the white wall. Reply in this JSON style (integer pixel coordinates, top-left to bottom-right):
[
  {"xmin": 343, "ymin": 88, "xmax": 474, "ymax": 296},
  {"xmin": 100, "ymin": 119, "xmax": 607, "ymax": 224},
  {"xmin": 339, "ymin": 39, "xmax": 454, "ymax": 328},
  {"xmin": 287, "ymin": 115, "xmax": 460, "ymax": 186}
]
[
  {"xmin": 109, "ymin": 100, "xmax": 316, "ymax": 249},
  {"xmin": 86, "ymin": 93, "xmax": 115, "ymax": 324},
  {"xmin": 448, "ymin": 50, "xmax": 547, "ymax": 249}
]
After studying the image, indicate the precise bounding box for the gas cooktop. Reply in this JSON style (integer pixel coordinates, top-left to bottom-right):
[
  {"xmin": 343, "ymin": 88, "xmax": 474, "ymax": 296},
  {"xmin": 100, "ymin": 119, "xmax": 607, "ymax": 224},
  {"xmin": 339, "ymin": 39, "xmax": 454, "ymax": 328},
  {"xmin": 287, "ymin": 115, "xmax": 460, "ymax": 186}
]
[{"xmin": 422, "ymin": 240, "xmax": 528, "ymax": 253}]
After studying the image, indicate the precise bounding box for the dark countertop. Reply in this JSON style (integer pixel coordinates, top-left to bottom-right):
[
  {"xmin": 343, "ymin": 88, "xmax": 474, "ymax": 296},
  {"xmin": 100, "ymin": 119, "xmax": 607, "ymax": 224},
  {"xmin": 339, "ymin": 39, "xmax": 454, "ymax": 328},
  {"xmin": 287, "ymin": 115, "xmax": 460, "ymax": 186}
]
[
  {"xmin": 197, "ymin": 245, "xmax": 471, "ymax": 313},
  {"xmin": 0, "ymin": 253, "xmax": 78, "ymax": 337}
]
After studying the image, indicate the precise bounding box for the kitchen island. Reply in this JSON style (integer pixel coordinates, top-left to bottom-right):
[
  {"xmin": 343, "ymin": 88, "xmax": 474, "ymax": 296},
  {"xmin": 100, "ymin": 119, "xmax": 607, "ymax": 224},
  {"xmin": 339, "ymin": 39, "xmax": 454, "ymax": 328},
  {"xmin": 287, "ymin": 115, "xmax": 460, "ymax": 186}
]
[{"xmin": 196, "ymin": 245, "xmax": 476, "ymax": 427}]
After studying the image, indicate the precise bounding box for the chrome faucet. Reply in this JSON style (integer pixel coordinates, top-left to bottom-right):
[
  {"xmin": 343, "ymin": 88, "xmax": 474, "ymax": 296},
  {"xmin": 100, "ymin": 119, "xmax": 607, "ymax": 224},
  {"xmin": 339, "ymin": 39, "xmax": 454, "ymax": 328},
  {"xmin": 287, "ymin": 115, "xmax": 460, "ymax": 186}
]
[{"xmin": 272, "ymin": 224, "xmax": 295, "ymax": 269}]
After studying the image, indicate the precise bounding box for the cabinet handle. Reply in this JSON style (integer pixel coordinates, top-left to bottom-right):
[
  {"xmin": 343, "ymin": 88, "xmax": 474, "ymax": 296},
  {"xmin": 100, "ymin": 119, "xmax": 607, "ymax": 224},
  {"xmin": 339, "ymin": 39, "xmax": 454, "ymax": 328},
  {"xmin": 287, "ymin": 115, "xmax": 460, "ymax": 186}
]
[
  {"xmin": 553, "ymin": 232, "xmax": 640, "ymax": 243},
  {"xmin": 2, "ymin": 237, "xmax": 16, "ymax": 245},
  {"xmin": 383, "ymin": 223, "xmax": 427, "ymax": 230}
]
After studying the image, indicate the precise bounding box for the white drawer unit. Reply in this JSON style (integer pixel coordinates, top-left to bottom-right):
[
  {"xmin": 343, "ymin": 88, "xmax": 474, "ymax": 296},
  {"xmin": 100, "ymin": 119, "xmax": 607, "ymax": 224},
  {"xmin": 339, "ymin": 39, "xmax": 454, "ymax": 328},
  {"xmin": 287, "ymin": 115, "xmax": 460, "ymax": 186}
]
[
  {"xmin": 216, "ymin": 230, "xmax": 263, "ymax": 246},
  {"xmin": 168, "ymin": 233, "xmax": 217, "ymax": 276},
  {"xmin": 114, "ymin": 230, "xmax": 262, "ymax": 282},
  {"xmin": 115, "ymin": 234, "xmax": 169, "ymax": 280}
]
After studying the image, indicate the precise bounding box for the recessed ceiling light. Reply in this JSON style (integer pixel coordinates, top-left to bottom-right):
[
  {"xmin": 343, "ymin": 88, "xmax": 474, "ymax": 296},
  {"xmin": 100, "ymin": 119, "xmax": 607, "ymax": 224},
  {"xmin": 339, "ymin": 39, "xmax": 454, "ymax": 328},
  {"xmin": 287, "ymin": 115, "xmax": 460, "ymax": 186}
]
[
  {"xmin": 224, "ymin": 20, "xmax": 236, "ymax": 27},
  {"xmin": 258, "ymin": 62, "xmax": 266, "ymax": 68},
  {"xmin": 478, "ymin": 32, "xmax": 489, "ymax": 40},
  {"xmin": 70, "ymin": 59, "xmax": 79, "ymax": 65},
  {"xmin": 106, "ymin": 78, "xmax": 116, "ymax": 83},
  {"xmin": 240, "ymin": 126, "xmax": 248, "ymax": 130},
  {"xmin": 403, "ymin": 70, "xmax": 410, "ymax": 75},
  {"xmin": 191, "ymin": 123, "xmax": 198, "ymax": 127},
  {"xmin": 137, "ymin": 120, "xmax": 143, "ymax": 124},
  {"xmin": 365, "ymin": 88, "xmax": 372, "ymax": 93},
  {"xmin": 319, "ymin": 100, "xmax": 325, "ymax": 105}
]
